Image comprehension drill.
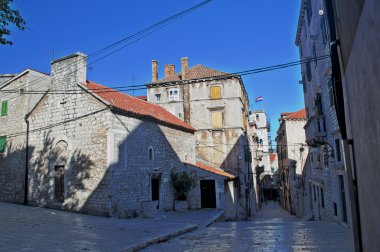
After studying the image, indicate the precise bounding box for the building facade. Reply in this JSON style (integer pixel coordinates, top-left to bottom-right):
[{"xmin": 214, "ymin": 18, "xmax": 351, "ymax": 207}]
[
  {"xmin": 324, "ymin": 0, "xmax": 380, "ymax": 250},
  {"xmin": 0, "ymin": 69, "xmax": 50, "ymax": 203},
  {"xmin": 276, "ymin": 109, "xmax": 308, "ymax": 217},
  {"xmin": 248, "ymin": 110, "xmax": 272, "ymax": 205},
  {"xmin": 295, "ymin": 0, "xmax": 351, "ymax": 226},
  {"xmin": 146, "ymin": 58, "xmax": 254, "ymax": 219},
  {"xmin": 0, "ymin": 53, "xmax": 237, "ymax": 219}
]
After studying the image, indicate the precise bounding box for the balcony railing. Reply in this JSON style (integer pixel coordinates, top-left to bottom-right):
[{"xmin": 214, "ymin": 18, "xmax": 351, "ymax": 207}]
[{"xmin": 304, "ymin": 115, "xmax": 327, "ymax": 144}]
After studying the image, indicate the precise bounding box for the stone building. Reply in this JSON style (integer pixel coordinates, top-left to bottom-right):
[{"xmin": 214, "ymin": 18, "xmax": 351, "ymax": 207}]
[
  {"xmin": 146, "ymin": 58, "xmax": 254, "ymax": 219},
  {"xmin": 276, "ymin": 109, "xmax": 308, "ymax": 217},
  {"xmin": 248, "ymin": 110, "xmax": 271, "ymax": 205},
  {"xmin": 0, "ymin": 69, "xmax": 50, "ymax": 203},
  {"xmin": 295, "ymin": 0, "xmax": 351, "ymax": 226},
  {"xmin": 322, "ymin": 0, "xmax": 380, "ymax": 250},
  {"xmin": 1, "ymin": 52, "xmax": 237, "ymax": 218}
]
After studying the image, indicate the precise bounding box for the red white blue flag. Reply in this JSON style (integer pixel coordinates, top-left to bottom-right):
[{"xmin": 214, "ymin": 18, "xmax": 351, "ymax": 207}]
[{"xmin": 255, "ymin": 96, "xmax": 263, "ymax": 103}]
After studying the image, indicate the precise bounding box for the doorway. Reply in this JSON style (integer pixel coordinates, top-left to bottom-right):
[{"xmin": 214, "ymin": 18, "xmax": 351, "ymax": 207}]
[
  {"xmin": 54, "ymin": 165, "xmax": 64, "ymax": 203},
  {"xmin": 339, "ymin": 175, "xmax": 348, "ymax": 223},
  {"xmin": 200, "ymin": 180, "xmax": 216, "ymax": 208},
  {"xmin": 151, "ymin": 178, "xmax": 160, "ymax": 209}
]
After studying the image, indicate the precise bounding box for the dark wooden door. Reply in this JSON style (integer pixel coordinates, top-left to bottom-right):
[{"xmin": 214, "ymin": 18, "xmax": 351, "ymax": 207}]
[
  {"xmin": 151, "ymin": 179, "xmax": 159, "ymax": 201},
  {"xmin": 200, "ymin": 180, "xmax": 216, "ymax": 208},
  {"xmin": 54, "ymin": 165, "xmax": 64, "ymax": 203}
]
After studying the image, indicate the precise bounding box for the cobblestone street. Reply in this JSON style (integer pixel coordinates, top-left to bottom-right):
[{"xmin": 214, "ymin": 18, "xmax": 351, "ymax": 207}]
[
  {"xmin": 0, "ymin": 202, "xmax": 222, "ymax": 251},
  {"xmin": 143, "ymin": 201, "xmax": 353, "ymax": 252}
]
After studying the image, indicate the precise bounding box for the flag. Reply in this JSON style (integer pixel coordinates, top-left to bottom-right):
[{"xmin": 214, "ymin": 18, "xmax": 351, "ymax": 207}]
[{"xmin": 255, "ymin": 96, "xmax": 263, "ymax": 103}]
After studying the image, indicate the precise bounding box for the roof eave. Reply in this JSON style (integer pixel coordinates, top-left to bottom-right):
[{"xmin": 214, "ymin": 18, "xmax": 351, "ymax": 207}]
[{"xmin": 295, "ymin": 0, "xmax": 307, "ymax": 46}]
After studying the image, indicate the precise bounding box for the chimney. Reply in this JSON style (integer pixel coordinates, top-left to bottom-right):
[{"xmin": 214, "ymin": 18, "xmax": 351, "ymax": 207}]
[
  {"xmin": 164, "ymin": 64, "xmax": 175, "ymax": 78},
  {"xmin": 51, "ymin": 52, "xmax": 87, "ymax": 89},
  {"xmin": 152, "ymin": 60, "xmax": 158, "ymax": 82},
  {"xmin": 181, "ymin": 57, "xmax": 188, "ymax": 80}
]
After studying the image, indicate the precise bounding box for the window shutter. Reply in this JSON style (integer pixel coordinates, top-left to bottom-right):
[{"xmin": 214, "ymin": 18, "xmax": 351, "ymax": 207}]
[
  {"xmin": 210, "ymin": 86, "xmax": 221, "ymax": 99},
  {"xmin": 306, "ymin": 61, "xmax": 312, "ymax": 81},
  {"xmin": 1, "ymin": 100, "xmax": 8, "ymax": 116},
  {"xmin": 0, "ymin": 136, "xmax": 6, "ymax": 153},
  {"xmin": 321, "ymin": 16, "xmax": 327, "ymax": 44},
  {"xmin": 211, "ymin": 111, "xmax": 223, "ymax": 128}
]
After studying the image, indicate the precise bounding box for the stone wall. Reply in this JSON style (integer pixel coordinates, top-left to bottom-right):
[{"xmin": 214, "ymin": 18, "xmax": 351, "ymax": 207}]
[
  {"xmin": 296, "ymin": 0, "xmax": 351, "ymax": 225},
  {"xmin": 27, "ymin": 53, "xmax": 198, "ymax": 218},
  {"xmin": 334, "ymin": 0, "xmax": 380, "ymax": 249},
  {"xmin": 0, "ymin": 70, "xmax": 50, "ymax": 203}
]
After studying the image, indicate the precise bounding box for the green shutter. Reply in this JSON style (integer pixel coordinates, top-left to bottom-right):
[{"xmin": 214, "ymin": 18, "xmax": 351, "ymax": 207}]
[
  {"xmin": 0, "ymin": 136, "xmax": 6, "ymax": 153},
  {"xmin": 1, "ymin": 100, "xmax": 8, "ymax": 116}
]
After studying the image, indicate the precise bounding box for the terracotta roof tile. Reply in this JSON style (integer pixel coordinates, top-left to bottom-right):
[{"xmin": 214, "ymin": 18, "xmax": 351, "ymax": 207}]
[
  {"xmin": 285, "ymin": 108, "xmax": 306, "ymax": 119},
  {"xmin": 184, "ymin": 162, "xmax": 236, "ymax": 179},
  {"xmin": 80, "ymin": 81, "xmax": 196, "ymax": 132},
  {"xmin": 135, "ymin": 95, "xmax": 147, "ymax": 101},
  {"xmin": 155, "ymin": 64, "xmax": 229, "ymax": 83},
  {"xmin": 280, "ymin": 108, "xmax": 306, "ymax": 121}
]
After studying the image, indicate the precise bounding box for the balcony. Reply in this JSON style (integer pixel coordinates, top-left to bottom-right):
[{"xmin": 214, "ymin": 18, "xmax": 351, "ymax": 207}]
[{"xmin": 304, "ymin": 115, "xmax": 327, "ymax": 144}]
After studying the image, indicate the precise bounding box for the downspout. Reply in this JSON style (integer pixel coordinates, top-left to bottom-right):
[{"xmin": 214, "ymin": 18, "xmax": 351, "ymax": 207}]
[{"xmin": 24, "ymin": 114, "xmax": 29, "ymax": 205}]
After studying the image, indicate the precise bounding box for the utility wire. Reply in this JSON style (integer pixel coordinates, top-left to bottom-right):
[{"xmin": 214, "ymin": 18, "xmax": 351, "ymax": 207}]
[
  {"xmin": 0, "ymin": 0, "xmax": 213, "ymax": 101},
  {"xmin": 0, "ymin": 55, "xmax": 330, "ymax": 96}
]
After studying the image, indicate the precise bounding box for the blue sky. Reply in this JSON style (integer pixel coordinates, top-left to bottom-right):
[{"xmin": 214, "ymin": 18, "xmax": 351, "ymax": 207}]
[{"xmin": 0, "ymin": 0, "xmax": 304, "ymax": 141}]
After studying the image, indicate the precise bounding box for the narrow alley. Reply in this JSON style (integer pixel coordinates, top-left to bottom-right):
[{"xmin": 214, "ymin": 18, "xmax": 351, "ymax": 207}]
[{"xmin": 143, "ymin": 201, "xmax": 353, "ymax": 252}]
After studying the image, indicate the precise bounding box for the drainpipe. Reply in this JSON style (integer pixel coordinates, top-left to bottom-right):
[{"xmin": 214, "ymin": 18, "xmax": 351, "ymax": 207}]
[{"xmin": 24, "ymin": 114, "xmax": 29, "ymax": 205}]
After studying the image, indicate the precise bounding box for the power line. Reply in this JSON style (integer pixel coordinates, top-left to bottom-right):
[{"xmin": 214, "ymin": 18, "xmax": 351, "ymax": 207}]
[
  {"xmin": 0, "ymin": 55, "xmax": 330, "ymax": 97},
  {"xmin": 0, "ymin": 0, "xmax": 213, "ymax": 101}
]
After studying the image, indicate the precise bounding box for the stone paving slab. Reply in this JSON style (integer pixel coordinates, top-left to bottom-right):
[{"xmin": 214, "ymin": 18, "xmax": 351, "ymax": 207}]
[
  {"xmin": 143, "ymin": 201, "xmax": 353, "ymax": 252},
  {"xmin": 0, "ymin": 202, "xmax": 223, "ymax": 251}
]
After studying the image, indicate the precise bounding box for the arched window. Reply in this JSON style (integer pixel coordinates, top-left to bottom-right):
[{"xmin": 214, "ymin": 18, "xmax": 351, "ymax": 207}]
[{"xmin": 148, "ymin": 147, "xmax": 154, "ymax": 161}]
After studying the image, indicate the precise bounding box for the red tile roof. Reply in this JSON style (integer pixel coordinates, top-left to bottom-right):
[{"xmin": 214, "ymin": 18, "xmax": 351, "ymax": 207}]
[
  {"xmin": 80, "ymin": 81, "xmax": 196, "ymax": 132},
  {"xmin": 154, "ymin": 64, "xmax": 229, "ymax": 83},
  {"xmin": 135, "ymin": 95, "xmax": 147, "ymax": 101},
  {"xmin": 285, "ymin": 108, "xmax": 306, "ymax": 119},
  {"xmin": 280, "ymin": 108, "xmax": 306, "ymax": 121},
  {"xmin": 184, "ymin": 162, "xmax": 236, "ymax": 179},
  {"xmin": 270, "ymin": 153, "xmax": 277, "ymax": 162}
]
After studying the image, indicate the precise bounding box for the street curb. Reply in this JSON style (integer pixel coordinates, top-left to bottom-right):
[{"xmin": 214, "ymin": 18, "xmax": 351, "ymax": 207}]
[
  {"xmin": 123, "ymin": 210, "xmax": 223, "ymax": 251},
  {"xmin": 202, "ymin": 210, "xmax": 224, "ymax": 227},
  {"xmin": 123, "ymin": 225, "xmax": 197, "ymax": 252}
]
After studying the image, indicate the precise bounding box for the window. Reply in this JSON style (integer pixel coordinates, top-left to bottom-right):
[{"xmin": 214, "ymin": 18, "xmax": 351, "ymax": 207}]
[
  {"xmin": 335, "ymin": 138, "xmax": 342, "ymax": 162},
  {"xmin": 313, "ymin": 185, "xmax": 316, "ymax": 202},
  {"xmin": 211, "ymin": 111, "xmax": 223, "ymax": 128},
  {"xmin": 306, "ymin": 61, "xmax": 312, "ymax": 81},
  {"xmin": 315, "ymin": 93, "xmax": 323, "ymax": 115},
  {"xmin": 321, "ymin": 15, "xmax": 328, "ymax": 45},
  {"xmin": 306, "ymin": 0, "xmax": 313, "ymax": 25},
  {"xmin": 168, "ymin": 88, "xmax": 179, "ymax": 101},
  {"xmin": 0, "ymin": 136, "xmax": 6, "ymax": 153},
  {"xmin": 334, "ymin": 202, "xmax": 338, "ymax": 216},
  {"xmin": 328, "ymin": 77, "xmax": 335, "ymax": 107},
  {"xmin": 155, "ymin": 94, "xmax": 161, "ymax": 101},
  {"xmin": 210, "ymin": 86, "xmax": 221, "ymax": 99},
  {"xmin": 321, "ymin": 188, "xmax": 325, "ymax": 208},
  {"xmin": 148, "ymin": 147, "xmax": 154, "ymax": 161},
  {"xmin": 312, "ymin": 42, "xmax": 317, "ymax": 67},
  {"xmin": 1, "ymin": 100, "xmax": 8, "ymax": 116},
  {"xmin": 302, "ymin": 75, "xmax": 306, "ymax": 93}
]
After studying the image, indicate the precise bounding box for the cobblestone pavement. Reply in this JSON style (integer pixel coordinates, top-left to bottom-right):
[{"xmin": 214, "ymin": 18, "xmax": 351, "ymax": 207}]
[
  {"xmin": 143, "ymin": 201, "xmax": 353, "ymax": 252},
  {"xmin": 0, "ymin": 202, "xmax": 222, "ymax": 251}
]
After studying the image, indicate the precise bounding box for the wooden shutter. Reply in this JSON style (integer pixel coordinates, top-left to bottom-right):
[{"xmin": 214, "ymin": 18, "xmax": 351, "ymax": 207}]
[
  {"xmin": 210, "ymin": 86, "xmax": 221, "ymax": 99},
  {"xmin": 1, "ymin": 100, "xmax": 8, "ymax": 116},
  {"xmin": 211, "ymin": 111, "xmax": 223, "ymax": 128},
  {"xmin": 0, "ymin": 136, "xmax": 6, "ymax": 153}
]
